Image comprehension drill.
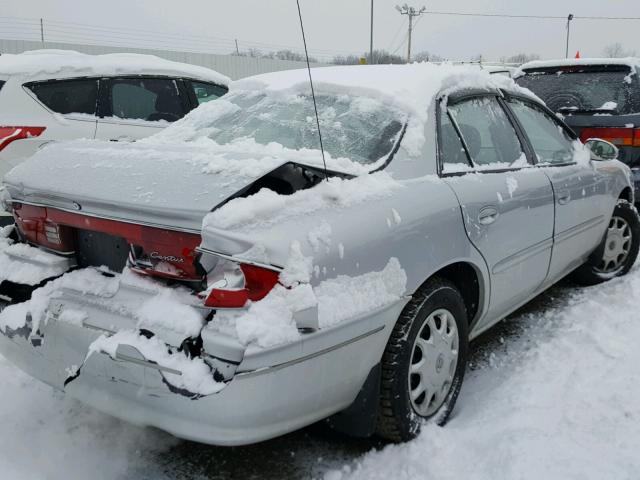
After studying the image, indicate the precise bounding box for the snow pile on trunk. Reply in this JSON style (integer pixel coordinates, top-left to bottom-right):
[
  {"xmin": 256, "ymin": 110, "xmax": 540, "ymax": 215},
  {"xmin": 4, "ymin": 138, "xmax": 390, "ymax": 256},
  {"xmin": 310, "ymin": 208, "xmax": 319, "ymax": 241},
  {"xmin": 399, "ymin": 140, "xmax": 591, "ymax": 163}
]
[
  {"xmin": 211, "ymin": 254, "xmax": 407, "ymax": 349},
  {"xmin": 325, "ymin": 268, "xmax": 640, "ymax": 480},
  {"xmin": 88, "ymin": 330, "xmax": 223, "ymax": 396},
  {"xmin": 0, "ymin": 226, "xmax": 69, "ymax": 286},
  {"xmin": 203, "ymin": 171, "xmax": 402, "ymax": 233}
]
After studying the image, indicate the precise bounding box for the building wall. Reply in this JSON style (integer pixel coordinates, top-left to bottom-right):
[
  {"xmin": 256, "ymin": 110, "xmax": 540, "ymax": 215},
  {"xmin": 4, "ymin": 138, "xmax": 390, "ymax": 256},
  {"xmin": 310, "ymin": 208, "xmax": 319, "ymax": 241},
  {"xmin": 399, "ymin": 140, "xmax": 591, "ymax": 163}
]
[{"xmin": 0, "ymin": 38, "xmax": 325, "ymax": 80}]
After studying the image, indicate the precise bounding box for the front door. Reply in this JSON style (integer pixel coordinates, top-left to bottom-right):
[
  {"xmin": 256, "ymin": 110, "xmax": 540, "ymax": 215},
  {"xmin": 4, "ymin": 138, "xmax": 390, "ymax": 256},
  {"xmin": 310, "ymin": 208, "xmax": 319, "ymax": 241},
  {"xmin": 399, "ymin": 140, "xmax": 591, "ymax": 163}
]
[{"xmin": 439, "ymin": 94, "xmax": 555, "ymax": 328}]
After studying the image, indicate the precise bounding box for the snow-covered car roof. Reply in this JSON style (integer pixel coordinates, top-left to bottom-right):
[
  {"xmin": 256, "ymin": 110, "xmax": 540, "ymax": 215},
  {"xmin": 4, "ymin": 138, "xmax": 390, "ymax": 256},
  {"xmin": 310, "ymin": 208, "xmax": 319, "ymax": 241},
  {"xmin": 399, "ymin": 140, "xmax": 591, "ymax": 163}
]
[
  {"xmin": 233, "ymin": 63, "xmax": 524, "ymax": 112},
  {"xmin": 517, "ymin": 57, "xmax": 640, "ymax": 76},
  {"xmin": 0, "ymin": 49, "xmax": 230, "ymax": 85}
]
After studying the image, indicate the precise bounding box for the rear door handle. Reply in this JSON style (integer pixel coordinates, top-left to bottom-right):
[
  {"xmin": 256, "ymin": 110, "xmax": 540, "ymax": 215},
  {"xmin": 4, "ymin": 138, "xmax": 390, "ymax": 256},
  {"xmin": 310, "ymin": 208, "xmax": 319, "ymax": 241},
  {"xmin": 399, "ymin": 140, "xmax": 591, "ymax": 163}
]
[
  {"xmin": 558, "ymin": 193, "xmax": 571, "ymax": 205},
  {"xmin": 478, "ymin": 206, "xmax": 499, "ymax": 225}
]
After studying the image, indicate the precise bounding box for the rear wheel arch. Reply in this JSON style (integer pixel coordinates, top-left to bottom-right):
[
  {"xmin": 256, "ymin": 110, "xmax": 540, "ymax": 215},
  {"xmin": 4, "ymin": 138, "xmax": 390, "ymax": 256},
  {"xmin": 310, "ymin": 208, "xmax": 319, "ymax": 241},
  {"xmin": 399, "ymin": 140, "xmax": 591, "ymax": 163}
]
[
  {"xmin": 619, "ymin": 186, "xmax": 633, "ymax": 204},
  {"xmin": 415, "ymin": 261, "xmax": 483, "ymax": 326}
]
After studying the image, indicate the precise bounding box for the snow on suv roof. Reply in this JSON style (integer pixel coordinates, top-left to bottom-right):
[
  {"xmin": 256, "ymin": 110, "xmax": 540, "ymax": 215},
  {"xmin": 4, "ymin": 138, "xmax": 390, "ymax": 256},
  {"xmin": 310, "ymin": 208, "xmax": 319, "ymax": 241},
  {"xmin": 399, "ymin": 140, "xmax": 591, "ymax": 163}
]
[
  {"xmin": 518, "ymin": 57, "xmax": 640, "ymax": 73},
  {"xmin": 0, "ymin": 49, "xmax": 230, "ymax": 85}
]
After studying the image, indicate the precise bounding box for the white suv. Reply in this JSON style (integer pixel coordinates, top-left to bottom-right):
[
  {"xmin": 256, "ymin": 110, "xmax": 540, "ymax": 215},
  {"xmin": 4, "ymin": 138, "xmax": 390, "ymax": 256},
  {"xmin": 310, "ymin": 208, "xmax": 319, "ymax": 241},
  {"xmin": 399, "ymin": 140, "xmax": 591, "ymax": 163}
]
[{"xmin": 0, "ymin": 50, "xmax": 230, "ymax": 181}]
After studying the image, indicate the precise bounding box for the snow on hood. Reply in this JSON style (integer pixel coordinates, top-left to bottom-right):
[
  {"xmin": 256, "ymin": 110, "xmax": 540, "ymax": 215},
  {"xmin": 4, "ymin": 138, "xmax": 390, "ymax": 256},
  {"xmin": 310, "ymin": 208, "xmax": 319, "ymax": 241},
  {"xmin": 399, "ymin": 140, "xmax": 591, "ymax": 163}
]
[{"xmin": 0, "ymin": 49, "xmax": 230, "ymax": 85}]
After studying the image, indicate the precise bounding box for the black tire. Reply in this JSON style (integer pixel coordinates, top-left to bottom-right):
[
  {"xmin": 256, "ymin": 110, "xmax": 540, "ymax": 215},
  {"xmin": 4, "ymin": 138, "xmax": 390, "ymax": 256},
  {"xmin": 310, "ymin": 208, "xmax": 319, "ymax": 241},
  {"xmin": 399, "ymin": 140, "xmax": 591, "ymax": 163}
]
[
  {"xmin": 572, "ymin": 199, "xmax": 640, "ymax": 286},
  {"xmin": 376, "ymin": 277, "xmax": 469, "ymax": 442}
]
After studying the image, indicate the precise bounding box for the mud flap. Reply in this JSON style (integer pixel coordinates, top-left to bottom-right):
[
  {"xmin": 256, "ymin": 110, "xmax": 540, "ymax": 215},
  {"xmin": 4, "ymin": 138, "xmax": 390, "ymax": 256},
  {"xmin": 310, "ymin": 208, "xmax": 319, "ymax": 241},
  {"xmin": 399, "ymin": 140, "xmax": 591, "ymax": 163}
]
[{"xmin": 325, "ymin": 363, "xmax": 380, "ymax": 438}]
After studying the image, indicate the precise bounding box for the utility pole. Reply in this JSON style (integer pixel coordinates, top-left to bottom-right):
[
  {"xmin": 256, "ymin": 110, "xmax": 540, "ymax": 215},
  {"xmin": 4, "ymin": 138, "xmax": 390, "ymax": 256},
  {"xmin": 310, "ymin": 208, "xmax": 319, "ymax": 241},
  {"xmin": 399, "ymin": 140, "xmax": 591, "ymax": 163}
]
[
  {"xmin": 235, "ymin": 39, "xmax": 240, "ymax": 55},
  {"xmin": 565, "ymin": 14, "xmax": 574, "ymax": 58},
  {"xmin": 396, "ymin": 4, "xmax": 426, "ymax": 63},
  {"xmin": 40, "ymin": 18, "xmax": 44, "ymax": 48},
  {"xmin": 369, "ymin": 0, "xmax": 374, "ymax": 64}
]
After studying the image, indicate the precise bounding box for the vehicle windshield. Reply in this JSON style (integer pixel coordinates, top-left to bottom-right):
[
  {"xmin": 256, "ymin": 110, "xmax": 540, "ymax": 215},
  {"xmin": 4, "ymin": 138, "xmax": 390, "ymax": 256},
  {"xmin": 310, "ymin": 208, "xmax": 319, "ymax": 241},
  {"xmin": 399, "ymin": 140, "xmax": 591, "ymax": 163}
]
[
  {"xmin": 516, "ymin": 66, "xmax": 638, "ymax": 114},
  {"xmin": 207, "ymin": 91, "xmax": 406, "ymax": 166}
]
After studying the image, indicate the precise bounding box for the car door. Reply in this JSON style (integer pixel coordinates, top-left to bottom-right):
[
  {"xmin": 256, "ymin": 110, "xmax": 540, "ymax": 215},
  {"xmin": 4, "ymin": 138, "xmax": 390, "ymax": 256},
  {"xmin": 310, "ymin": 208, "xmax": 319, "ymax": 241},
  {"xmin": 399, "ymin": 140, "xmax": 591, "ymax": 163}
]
[
  {"xmin": 95, "ymin": 76, "xmax": 190, "ymax": 142},
  {"xmin": 504, "ymin": 96, "xmax": 609, "ymax": 283},
  {"xmin": 439, "ymin": 94, "xmax": 555, "ymax": 327}
]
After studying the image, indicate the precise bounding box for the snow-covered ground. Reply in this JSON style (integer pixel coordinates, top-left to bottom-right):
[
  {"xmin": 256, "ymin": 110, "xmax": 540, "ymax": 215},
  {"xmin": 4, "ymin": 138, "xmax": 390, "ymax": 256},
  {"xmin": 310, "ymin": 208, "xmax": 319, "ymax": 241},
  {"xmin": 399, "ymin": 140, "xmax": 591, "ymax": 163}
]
[{"xmin": 1, "ymin": 266, "xmax": 639, "ymax": 479}]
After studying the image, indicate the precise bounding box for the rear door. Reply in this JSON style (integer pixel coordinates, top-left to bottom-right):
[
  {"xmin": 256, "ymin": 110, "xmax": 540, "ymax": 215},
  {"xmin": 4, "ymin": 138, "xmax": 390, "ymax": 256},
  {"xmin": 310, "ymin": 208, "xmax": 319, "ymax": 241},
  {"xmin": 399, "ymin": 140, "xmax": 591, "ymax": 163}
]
[
  {"xmin": 95, "ymin": 76, "xmax": 190, "ymax": 142},
  {"xmin": 23, "ymin": 77, "xmax": 99, "ymax": 139},
  {"xmin": 504, "ymin": 95, "xmax": 609, "ymax": 282},
  {"xmin": 440, "ymin": 94, "xmax": 555, "ymax": 327}
]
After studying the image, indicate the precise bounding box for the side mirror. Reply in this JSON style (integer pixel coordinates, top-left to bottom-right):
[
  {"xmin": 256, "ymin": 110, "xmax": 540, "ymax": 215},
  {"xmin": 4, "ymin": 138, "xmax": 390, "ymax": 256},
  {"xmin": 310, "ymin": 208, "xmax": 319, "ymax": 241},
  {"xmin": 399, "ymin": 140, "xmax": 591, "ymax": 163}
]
[{"xmin": 584, "ymin": 138, "xmax": 619, "ymax": 161}]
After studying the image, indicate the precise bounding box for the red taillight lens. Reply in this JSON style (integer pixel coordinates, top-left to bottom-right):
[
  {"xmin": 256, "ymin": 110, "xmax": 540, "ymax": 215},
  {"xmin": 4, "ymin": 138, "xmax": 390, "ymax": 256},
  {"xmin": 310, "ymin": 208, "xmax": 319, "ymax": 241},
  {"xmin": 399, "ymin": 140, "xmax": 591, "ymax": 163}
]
[
  {"xmin": 580, "ymin": 127, "xmax": 640, "ymax": 147},
  {"xmin": 12, "ymin": 203, "xmax": 75, "ymax": 252},
  {"xmin": 0, "ymin": 126, "xmax": 46, "ymax": 152},
  {"xmin": 202, "ymin": 263, "xmax": 280, "ymax": 309}
]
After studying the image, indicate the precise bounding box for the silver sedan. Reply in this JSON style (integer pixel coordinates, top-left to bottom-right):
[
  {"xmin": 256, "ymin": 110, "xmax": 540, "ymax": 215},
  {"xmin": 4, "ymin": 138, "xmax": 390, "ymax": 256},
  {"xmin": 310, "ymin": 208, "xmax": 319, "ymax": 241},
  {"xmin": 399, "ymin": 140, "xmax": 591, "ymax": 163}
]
[{"xmin": 0, "ymin": 64, "xmax": 637, "ymax": 445}]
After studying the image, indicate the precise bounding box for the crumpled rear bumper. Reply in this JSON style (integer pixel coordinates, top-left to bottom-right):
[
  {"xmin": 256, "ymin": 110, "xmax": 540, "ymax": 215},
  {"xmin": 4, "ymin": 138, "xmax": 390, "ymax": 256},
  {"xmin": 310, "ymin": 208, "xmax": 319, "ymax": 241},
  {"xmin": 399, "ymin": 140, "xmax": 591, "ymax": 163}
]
[{"xmin": 0, "ymin": 275, "xmax": 405, "ymax": 445}]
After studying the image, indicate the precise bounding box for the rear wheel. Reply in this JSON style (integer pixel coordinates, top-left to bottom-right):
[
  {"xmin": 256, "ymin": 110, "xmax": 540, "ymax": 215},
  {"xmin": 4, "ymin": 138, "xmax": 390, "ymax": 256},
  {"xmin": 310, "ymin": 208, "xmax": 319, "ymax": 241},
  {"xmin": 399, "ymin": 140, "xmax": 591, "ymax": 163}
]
[
  {"xmin": 572, "ymin": 199, "xmax": 640, "ymax": 285},
  {"xmin": 376, "ymin": 278, "xmax": 468, "ymax": 442}
]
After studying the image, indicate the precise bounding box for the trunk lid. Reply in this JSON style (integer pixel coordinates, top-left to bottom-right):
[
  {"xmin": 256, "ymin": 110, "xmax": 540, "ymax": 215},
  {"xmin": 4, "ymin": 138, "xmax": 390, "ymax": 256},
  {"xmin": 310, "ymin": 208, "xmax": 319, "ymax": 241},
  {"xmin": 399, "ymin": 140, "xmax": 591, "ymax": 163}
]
[{"xmin": 4, "ymin": 139, "xmax": 289, "ymax": 231}]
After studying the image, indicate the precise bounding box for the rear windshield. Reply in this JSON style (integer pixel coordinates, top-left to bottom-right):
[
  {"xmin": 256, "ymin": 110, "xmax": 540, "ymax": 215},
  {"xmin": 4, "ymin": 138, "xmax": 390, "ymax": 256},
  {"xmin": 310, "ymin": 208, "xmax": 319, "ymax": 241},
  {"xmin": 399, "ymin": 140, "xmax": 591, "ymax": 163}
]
[
  {"xmin": 516, "ymin": 65, "xmax": 638, "ymax": 115},
  {"xmin": 203, "ymin": 92, "xmax": 406, "ymax": 166}
]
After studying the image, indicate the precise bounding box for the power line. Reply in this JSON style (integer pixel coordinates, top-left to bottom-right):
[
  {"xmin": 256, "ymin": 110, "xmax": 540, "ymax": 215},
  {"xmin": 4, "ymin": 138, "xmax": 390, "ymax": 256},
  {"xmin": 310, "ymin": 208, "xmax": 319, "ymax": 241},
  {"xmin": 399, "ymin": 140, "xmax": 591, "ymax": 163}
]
[
  {"xmin": 0, "ymin": 15, "xmax": 361, "ymax": 61},
  {"xmin": 421, "ymin": 10, "xmax": 640, "ymax": 20}
]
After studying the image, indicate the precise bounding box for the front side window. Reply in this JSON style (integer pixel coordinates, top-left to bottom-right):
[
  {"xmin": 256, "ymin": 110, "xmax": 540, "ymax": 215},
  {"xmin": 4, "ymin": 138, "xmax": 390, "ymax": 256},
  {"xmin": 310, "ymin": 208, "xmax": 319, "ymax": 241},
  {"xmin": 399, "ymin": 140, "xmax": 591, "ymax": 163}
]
[
  {"xmin": 110, "ymin": 78, "xmax": 184, "ymax": 122},
  {"xmin": 439, "ymin": 110, "xmax": 473, "ymax": 173},
  {"xmin": 507, "ymin": 99, "xmax": 574, "ymax": 165},
  {"xmin": 445, "ymin": 96, "xmax": 525, "ymax": 170},
  {"xmin": 190, "ymin": 81, "xmax": 227, "ymax": 105},
  {"xmin": 26, "ymin": 78, "xmax": 98, "ymax": 115}
]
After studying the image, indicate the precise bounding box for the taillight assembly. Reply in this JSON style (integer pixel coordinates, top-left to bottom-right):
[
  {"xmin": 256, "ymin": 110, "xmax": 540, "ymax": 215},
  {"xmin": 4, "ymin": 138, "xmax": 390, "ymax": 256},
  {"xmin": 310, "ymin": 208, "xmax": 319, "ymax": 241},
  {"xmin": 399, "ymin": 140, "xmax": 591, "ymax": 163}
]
[
  {"xmin": 580, "ymin": 127, "xmax": 640, "ymax": 147},
  {"xmin": 12, "ymin": 203, "xmax": 75, "ymax": 253},
  {"xmin": 0, "ymin": 126, "xmax": 46, "ymax": 152},
  {"xmin": 199, "ymin": 258, "xmax": 280, "ymax": 309}
]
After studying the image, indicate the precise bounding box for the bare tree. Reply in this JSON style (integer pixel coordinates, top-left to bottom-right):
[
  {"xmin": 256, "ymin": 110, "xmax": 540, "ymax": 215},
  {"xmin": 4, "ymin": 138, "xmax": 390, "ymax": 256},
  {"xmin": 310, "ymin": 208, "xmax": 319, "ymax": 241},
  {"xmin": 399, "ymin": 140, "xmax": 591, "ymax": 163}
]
[
  {"xmin": 603, "ymin": 43, "xmax": 636, "ymax": 58},
  {"xmin": 333, "ymin": 49, "xmax": 405, "ymax": 65},
  {"xmin": 501, "ymin": 53, "xmax": 541, "ymax": 65},
  {"xmin": 412, "ymin": 51, "xmax": 445, "ymax": 62}
]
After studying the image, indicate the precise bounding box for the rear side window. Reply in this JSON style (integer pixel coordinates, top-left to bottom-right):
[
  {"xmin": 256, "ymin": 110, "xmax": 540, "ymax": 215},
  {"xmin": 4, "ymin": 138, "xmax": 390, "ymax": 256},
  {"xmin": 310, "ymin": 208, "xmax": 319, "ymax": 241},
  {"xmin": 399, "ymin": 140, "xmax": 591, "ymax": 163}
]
[
  {"xmin": 26, "ymin": 78, "xmax": 99, "ymax": 115},
  {"xmin": 446, "ymin": 96, "xmax": 525, "ymax": 170},
  {"xmin": 109, "ymin": 78, "xmax": 185, "ymax": 122},
  {"xmin": 516, "ymin": 66, "xmax": 637, "ymax": 114},
  {"xmin": 507, "ymin": 99, "xmax": 575, "ymax": 165},
  {"xmin": 190, "ymin": 81, "xmax": 227, "ymax": 105},
  {"xmin": 0, "ymin": 80, "xmax": 5, "ymax": 92}
]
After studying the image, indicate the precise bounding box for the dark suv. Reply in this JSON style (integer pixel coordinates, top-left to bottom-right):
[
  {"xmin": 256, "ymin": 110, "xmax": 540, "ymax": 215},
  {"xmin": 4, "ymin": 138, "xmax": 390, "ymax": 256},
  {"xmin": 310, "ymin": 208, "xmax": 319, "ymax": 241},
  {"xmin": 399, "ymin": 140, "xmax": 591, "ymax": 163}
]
[{"xmin": 516, "ymin": 59, "xmax": 640, "ymax": 199}]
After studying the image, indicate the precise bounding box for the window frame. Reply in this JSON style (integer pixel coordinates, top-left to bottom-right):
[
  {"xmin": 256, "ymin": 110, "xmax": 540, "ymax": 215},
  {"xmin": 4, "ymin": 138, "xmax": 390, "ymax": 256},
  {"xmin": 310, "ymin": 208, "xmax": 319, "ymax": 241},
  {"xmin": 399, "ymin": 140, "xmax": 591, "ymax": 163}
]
[
  {"xmin": 501, "ymin": 91, "xmax": 579, "ymax": 168},
  {"xmin": 184, "ymin": 79, "xmax": 229, "ymax": 110},
  {"xmin": 436, "ymin": 91, "xmax": 535, "ymax": 177},
  {"xmin": 22, "ymin": 76, "xmax": 101, "ymax": 118},
  {"xmin": 97, "ymin": 75, "xmax": 190, "ymax": 124}
]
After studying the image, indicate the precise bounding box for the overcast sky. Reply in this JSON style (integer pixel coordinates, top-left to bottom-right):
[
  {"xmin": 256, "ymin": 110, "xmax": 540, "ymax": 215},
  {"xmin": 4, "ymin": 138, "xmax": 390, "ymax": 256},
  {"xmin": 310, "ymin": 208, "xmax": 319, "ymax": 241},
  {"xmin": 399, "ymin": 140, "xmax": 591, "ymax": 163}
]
[{"xmin": 2, "ymin": 0, "xmax": 639, "ymax": 61}]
